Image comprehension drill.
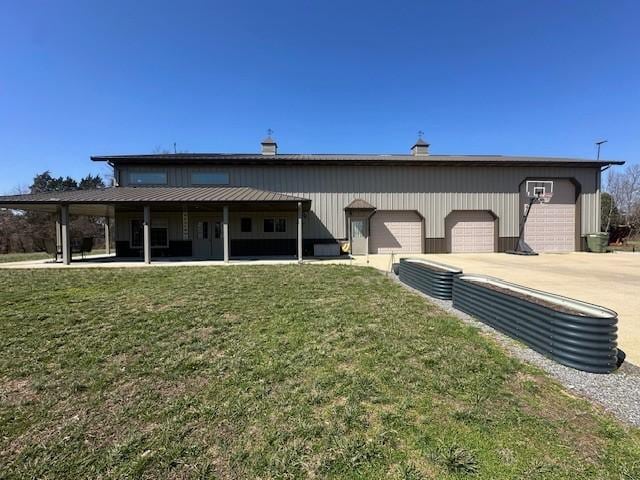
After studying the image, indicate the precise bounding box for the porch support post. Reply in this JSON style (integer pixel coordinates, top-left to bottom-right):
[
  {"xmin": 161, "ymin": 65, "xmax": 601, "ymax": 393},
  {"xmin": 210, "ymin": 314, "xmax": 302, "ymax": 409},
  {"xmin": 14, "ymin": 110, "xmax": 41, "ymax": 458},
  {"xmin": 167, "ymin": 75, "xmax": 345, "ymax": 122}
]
[
  {"xmin": 104, "ymin": 217, "xmax": 111, "ymax": 255},
  {"xmin": 143, "ymin": 205, "xmax": 151, "ymax": 264},
  {"xmin": 297, "ymin": 201, "xmax": 303, "ymax": 264},
  {"xmin": 223, "ymin": 206, "xmax": 229, "ymax": 263},
  {"xmin": 60, "ymin": 205, "xmax": 71, "ymax": 265},
  {"xmin": 55, "ymin": 216, "xmax": 62, "ymax": 253}
]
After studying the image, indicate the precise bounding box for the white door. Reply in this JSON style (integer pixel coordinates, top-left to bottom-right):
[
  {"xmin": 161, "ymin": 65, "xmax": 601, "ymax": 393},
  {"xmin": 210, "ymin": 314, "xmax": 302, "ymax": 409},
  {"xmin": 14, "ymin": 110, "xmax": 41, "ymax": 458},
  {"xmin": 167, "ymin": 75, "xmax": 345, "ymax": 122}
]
[
  {"xmin": 447, "ymin": 211, "xmax": 495, "ymax": 253},
  {"xmin": 350, "ymin": 218, "xmax": 368, "ymax": 255},
  {"xmin": 369, "ymin": 211, "xmax": 422, "ymax": 254},
  {"xmin": 524, "ymin": 180, "xmax": 575, "ymax": 252}
]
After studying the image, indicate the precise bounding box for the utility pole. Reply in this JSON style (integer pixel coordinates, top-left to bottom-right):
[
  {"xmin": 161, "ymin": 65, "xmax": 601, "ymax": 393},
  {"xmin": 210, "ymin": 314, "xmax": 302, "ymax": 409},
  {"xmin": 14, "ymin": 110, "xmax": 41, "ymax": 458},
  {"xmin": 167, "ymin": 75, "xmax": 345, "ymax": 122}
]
[{"xmin": 596, "ymin": 139, "xmax": 608, "ymax": 160}]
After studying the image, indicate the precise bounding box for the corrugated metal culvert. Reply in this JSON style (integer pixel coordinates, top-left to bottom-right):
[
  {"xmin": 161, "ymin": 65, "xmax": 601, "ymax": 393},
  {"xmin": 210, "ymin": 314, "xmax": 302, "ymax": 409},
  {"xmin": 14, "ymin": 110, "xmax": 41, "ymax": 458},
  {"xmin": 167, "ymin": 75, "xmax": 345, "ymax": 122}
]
[
  {"xmin": 398, "ymin": 258, "xmax": 462, "ymax": 300},
  {"xmin": 452, "ymin": 275, "xmax": 619, "ymax": 374}
]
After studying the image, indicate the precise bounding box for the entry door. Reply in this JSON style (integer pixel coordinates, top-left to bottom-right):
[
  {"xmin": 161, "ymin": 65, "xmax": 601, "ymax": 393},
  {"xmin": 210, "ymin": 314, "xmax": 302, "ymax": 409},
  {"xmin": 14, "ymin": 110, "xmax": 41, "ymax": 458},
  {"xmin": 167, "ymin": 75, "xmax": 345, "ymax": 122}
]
[
  {"xmin": 193, "ymin": 219, "xmax": 212, "ymax": 258},
  {"xmin": 211, "ymin": 220, "xmax": 223, "ymax": 258},
  {"xmin": 192, "ymin": 217, "xmax": 224, "ymax": 259},
  {"xmin": 351, "ymin": 218, "xmax": 367, "ymax": 255}
]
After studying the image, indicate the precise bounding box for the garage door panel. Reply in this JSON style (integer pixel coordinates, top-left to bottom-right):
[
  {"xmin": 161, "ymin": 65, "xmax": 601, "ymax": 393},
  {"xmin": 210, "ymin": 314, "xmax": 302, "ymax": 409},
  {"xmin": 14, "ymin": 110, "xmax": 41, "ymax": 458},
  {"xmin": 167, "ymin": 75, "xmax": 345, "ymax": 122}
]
[
  {"xmin": 448, "ymin": 211, "xmax": 495, "ymax": 253},
  {"xmin": 524, "ymin": 180, "xmax": 575, "ymax": 253},
  {"xmin": 369, "ymin": 211, "xmax": 422, "ymax": 254}
]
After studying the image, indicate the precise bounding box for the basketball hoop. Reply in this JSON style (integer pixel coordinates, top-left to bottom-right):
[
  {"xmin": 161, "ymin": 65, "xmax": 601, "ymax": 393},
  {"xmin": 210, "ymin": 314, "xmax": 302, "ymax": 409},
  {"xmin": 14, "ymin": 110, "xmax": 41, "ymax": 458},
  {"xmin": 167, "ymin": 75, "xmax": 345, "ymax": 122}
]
[
  {"xmin": 526, "ymin": 180, "xmax": 554, "ymax": 204},
  {"xmin": 537, "ymin": 192, "xmax": 553, "ymax": 204}
]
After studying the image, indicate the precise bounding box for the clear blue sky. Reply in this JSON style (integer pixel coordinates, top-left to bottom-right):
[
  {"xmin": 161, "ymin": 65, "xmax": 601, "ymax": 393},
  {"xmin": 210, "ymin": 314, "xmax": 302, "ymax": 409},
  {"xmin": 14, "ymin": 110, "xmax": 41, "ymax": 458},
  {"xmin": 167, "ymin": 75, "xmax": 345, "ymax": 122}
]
[{"xmin": 1, "ymin": 0, "xmax": 638, "ymax": 193}]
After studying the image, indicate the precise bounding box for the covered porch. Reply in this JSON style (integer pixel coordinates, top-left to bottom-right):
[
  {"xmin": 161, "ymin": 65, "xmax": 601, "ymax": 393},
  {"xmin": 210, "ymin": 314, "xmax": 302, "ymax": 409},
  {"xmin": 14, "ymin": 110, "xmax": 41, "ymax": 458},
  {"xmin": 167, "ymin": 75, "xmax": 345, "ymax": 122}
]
[{"xmin": 0, "ymin": 186, "xmax": 311, "ymax": 265}]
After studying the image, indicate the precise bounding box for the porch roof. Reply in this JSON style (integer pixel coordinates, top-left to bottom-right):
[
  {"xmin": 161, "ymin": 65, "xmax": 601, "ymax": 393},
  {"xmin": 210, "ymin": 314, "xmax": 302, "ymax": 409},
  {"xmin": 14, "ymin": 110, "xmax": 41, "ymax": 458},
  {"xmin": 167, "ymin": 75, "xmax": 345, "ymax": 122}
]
[{"xmin": 0, "ymin": 186, "xmax": 311, "ymax": 216}]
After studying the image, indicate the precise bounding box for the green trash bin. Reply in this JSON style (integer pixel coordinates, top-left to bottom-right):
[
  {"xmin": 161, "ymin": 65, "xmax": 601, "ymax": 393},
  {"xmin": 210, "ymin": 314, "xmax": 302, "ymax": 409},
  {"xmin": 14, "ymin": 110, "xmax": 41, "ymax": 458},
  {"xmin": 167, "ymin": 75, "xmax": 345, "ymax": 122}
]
[{"xmin": 586, "ymin": 233, "xmax": 609, "ymax": 253}]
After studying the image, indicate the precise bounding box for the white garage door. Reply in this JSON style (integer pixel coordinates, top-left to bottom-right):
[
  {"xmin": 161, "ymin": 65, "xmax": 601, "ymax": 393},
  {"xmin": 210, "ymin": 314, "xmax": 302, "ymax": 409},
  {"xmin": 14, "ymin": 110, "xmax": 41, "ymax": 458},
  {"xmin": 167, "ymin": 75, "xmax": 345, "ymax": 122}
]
[
  {"xmin": 369, "ymin": 211, "xmax": 422, "ymax": 254},
  {"xmin": 447, "ymin": 211, "xmax": 495, "ymax": 253},
  {"xmin": 524, "ymin": 180, "xmax": 575, "ymax": 252}
]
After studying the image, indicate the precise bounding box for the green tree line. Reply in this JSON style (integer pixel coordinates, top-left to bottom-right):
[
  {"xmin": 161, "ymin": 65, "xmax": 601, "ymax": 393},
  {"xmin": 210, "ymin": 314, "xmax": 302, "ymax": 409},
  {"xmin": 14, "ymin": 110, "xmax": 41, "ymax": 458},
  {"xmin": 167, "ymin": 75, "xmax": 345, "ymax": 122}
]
[{"xmin": 0, "ymin": 171, "xmax": 107, "ymax": 254}]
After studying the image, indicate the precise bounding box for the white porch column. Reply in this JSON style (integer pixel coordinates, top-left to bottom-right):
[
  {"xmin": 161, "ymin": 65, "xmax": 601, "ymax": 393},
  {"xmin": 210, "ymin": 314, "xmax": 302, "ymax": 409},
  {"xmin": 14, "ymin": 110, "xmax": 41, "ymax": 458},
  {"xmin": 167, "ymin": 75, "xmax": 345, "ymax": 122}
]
[
  {"xmin": 223, "ymin": 205, "xmax": 229, "ymax": 263},
  {"xmin": 104, "ymin": 217, "xmax": 111, "ymax": 255},
  {"xmin": 60, "ymin": 205, "xmax": 71, "ymax": 265},
  {"xmin": 297, "ymin": 201, "xmax": 303, "ymax": 263},
  {"xmin": 143, "ymin": 206, "xmax": 151, "ymax": 264},
  {"xmin": 55, "ymin": 217, "xmax": 62, "ymax": 253}
]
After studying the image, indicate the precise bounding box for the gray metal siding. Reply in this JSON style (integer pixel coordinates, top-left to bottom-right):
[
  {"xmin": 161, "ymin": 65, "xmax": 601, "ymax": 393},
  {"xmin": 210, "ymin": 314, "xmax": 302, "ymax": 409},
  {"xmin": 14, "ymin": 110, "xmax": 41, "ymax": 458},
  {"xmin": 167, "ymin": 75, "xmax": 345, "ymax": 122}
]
[{"xmin": 118, "ymin": 165, "xmax": 600, "ymax": 239}]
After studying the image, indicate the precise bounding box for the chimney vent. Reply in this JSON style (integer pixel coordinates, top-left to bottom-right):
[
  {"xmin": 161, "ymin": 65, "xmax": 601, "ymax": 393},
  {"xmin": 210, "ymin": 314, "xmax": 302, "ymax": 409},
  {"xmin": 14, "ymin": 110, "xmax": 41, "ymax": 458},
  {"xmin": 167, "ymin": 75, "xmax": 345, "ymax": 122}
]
[
  {"xmin": 261, "ymin": 129, "xmax": 277, "ymax": 155},
  {"xmin": 411, "ymin": 131, "xmax": 429, "ymax": 156}
]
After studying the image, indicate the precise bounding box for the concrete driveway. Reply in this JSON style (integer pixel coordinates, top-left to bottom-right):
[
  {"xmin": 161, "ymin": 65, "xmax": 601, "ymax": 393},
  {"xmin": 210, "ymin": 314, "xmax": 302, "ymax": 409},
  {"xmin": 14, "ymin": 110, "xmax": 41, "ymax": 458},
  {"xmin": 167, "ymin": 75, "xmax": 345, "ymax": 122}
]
[{"xmin": 384, "ymin": 252, "xmax": 640, "ymax": 366}]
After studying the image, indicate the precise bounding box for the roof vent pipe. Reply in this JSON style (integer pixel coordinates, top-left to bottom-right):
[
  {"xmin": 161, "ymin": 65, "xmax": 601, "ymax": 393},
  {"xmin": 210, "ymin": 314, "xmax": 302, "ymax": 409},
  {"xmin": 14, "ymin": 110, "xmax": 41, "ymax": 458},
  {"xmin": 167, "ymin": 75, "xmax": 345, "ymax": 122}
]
[
  {"xmin": 411, "ymin": 131, "xmax": 429, "ymax": 156},
  {"xmin": 261, "ymin": 129, "xmax": 277, "ymax": 155}
]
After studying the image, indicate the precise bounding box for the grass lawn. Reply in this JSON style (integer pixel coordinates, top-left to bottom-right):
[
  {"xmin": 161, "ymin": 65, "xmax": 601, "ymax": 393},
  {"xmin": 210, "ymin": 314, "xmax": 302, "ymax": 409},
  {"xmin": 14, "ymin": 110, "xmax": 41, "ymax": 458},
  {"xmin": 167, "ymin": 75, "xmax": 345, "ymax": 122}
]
[
  {"xmin": 0, "ymin": 252, "xmax": 51, "ymax": 263},
  {"xmin": 1, "ymin": 266, "xmax": 639, "ymax": 479},
  {"xmin": 0, "ymin": 249, "xmax": 107, "ymax": 263}
]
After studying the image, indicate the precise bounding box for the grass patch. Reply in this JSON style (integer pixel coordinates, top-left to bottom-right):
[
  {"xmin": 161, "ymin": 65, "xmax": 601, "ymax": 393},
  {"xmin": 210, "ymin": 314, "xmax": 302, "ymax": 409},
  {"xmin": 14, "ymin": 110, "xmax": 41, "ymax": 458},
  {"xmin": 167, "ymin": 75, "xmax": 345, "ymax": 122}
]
[
  {"xmin": 1, "ymin": 265, "xmax": 639, "ymax": 478},
  {"xmin": 0, "ymin": 252, "xmax": 51, "ymax": 263},
  {"xmin": 0, "ymin": 249, "xmax": 107, "ymax": 263}
]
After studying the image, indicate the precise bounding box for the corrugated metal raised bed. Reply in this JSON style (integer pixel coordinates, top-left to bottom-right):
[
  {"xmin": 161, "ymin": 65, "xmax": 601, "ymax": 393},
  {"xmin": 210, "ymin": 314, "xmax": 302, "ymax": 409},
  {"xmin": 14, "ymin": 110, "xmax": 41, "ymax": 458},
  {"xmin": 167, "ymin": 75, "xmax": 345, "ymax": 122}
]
[
  {"xmin": 452, "ymin": 274, "xmax": 619, "ymax": 373},
  {"xmin": 398, "ymin": 258, "xmax": 462, "ymax": 300}
]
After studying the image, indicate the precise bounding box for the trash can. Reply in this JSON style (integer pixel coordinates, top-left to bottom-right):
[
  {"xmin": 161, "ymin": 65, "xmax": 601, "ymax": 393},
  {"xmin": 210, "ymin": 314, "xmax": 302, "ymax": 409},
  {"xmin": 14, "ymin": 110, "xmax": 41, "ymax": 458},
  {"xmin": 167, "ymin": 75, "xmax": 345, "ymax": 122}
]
[{"xmin": 586, "ymin": 233, "xmax": 609, "ymax": 253}]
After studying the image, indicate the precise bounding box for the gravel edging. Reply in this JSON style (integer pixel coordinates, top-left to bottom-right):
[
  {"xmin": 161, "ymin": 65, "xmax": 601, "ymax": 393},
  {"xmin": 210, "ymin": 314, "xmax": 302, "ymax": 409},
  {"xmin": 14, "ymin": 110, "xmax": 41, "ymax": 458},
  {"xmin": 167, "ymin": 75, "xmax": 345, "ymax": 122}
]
[{"xmin": 390, "ymin": 273, "xmax": 640, "ymax": 427}]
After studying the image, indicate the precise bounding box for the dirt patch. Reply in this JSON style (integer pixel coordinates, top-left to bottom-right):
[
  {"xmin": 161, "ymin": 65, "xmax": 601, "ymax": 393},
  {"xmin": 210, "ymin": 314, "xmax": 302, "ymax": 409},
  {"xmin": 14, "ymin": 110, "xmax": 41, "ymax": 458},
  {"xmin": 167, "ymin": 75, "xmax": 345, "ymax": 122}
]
[
  {"xmin": 0, "ymin": 378, "xmax": 38, "ymax": 406},
  {"xmin": 508, "ymin": 372, "xmax": 606, "ymax": 462},
  {"xmin": 465, "ymin": 279, "xmax": 588, "ymax": 316}
]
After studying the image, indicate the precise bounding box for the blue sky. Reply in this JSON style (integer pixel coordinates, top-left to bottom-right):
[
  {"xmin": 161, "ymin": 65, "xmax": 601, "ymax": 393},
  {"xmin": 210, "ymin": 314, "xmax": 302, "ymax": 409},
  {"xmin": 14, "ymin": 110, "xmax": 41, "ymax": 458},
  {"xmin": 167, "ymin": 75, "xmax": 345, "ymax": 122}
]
[{"xmin": 0, "ymin": 0, "xmax": 638, "ymax": 193}]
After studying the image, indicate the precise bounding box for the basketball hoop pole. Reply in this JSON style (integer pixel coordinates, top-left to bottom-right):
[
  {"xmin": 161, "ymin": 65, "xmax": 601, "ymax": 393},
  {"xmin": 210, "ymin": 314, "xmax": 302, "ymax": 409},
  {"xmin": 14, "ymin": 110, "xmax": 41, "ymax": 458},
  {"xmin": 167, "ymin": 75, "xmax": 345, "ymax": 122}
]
[{"xmin": 506, "ymin": 195, "xmax": 540, "ymax": 256}]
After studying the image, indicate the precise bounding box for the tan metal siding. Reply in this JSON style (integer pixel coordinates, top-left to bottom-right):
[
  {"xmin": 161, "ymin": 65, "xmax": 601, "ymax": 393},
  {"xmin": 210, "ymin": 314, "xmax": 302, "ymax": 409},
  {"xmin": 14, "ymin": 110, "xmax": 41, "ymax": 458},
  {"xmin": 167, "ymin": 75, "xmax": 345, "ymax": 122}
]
[{"xmin": 117, "ymin": 164, "xmax": 599, "ymax": 239}]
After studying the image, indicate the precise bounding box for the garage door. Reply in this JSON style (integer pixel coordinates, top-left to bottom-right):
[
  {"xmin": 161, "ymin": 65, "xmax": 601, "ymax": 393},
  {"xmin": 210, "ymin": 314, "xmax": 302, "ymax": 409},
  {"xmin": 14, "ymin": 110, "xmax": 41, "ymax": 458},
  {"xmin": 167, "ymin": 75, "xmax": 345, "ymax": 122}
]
[
  {"xmin": 524, "ymin": 180, "xmax": 575, "ymax": 252},
  {"xmin": 369, "ymin": 211, "xmax": 422, "ymax": 254},
  {"xmin": 447, "ymin": 211, "xmax": 495, "ymax": 253}
]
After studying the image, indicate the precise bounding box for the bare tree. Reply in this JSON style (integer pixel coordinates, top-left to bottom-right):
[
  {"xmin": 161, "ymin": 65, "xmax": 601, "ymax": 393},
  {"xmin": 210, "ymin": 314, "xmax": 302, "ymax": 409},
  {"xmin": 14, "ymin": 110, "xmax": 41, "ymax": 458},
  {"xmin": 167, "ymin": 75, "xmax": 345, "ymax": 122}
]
[{"xmin": 607, "ymin": 164, "xmax": 640, "ymax": 235}]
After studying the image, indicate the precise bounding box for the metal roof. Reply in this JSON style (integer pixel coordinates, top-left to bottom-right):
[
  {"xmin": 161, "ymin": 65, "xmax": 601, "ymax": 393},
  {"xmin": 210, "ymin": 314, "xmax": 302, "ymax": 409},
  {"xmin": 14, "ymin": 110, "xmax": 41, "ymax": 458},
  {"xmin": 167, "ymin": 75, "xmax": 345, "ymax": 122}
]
[
  {"xmin": 0, "ymin": 186, "xmax": 310, "ymax": 205},
  {"xmin": 91, "ymin": 152, "xmax": 624, "ymax": 167},
  {"xmin": 345, "ymin": 198, "xmax": 376, "ymax": 210}
]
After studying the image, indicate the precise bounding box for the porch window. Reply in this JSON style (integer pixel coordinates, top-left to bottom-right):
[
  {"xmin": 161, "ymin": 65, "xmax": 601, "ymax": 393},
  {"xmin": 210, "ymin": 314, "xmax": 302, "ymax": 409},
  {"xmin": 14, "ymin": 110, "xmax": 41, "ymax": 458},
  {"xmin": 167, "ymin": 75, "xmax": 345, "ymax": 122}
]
[
  {"xmin": 241, "ymin": 217, "xmax": 252, "ymax": 233},
  {"xmin": 129, "ymin": 171, "xmax": 167, "ymax": 185},
  {"xmin": 130, "ymin": 219, "xmax": 169, "ymax": 248},
  {"xmin": 264, "ymin": 218, "xmax": 286, "ymax": 233},
  {"xmin": 191, "ymin": 172, "xmax": 229, "ymax": 185}
]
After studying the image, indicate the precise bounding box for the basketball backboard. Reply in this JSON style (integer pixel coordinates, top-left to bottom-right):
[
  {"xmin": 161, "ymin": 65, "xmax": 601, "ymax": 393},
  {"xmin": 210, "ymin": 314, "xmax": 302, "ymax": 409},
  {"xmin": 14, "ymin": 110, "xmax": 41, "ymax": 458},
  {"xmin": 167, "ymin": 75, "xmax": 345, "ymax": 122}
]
[{"xmin": 526, "ymin": 180, "xmax": 554, "ymax": 203}]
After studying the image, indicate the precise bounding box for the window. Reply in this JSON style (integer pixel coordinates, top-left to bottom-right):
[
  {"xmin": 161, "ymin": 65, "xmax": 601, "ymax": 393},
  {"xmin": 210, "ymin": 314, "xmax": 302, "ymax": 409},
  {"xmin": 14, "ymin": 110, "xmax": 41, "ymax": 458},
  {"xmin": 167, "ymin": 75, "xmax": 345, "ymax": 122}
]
[
  {"xmin": 214, "ymin": 221, "xmax": 221, "ymax": 239},
  {"xmin": 191, "ymin": 172, "xmax": 229, "ymax": 185},
  {"xmin": 263, "ymin": 218, "xmax": 286, "ymax": 233},
  {"xmin": 130, "ymin": 219, "xmax": 169, "ymax": 248},
  {"xmin": 129, "ymin": 171, "xmax": 167, "ymax": 185},
  {"xmin": 197, "ymin": 221, "xmax": 209, "ymax": 240},
  {"xmin": 240, "ymin": 217, "xmax": 252, "ymax": 233}
]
